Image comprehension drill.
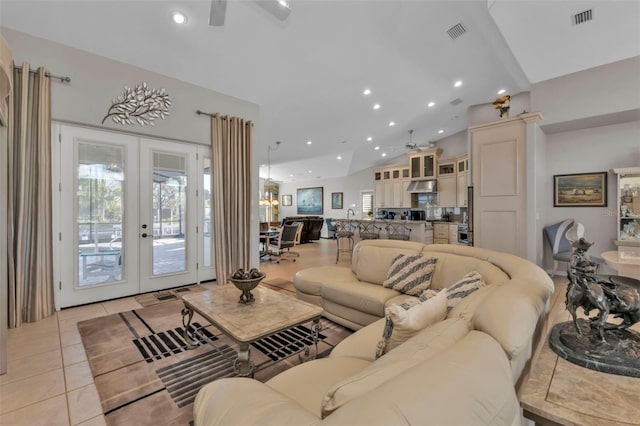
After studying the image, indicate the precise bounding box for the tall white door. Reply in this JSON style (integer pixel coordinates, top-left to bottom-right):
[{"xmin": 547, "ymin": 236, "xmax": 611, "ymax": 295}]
[
  {"xmin": 138, "ymin": 138, "xmax": 198, "ymax": 292},
  {"xmin": 56, "ymin": 125, "xmax": 209, "ymax": 308},
  {"xmin": 57, "ymin": 125, "xmax": 140, "ymax": 307}
]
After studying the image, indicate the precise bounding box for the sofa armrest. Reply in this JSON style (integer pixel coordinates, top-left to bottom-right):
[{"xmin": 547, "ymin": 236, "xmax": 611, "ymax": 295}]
[
  {"xmin": 194, "ymin": 378, "xmax": 320, "ymax": 426},
  {"xmin": 473, "ymin": 278, "xmax": 551, "ymax": 373}
]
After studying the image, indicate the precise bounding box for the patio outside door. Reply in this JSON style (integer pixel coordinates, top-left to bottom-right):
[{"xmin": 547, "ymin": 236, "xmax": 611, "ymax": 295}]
[
  {"xmin": 55, "ymin": 125, "xmax": 206, "ymax": 308},
  {"xmin": 138, "ymin": 138, "xmax": 198, "ymax": 293}
]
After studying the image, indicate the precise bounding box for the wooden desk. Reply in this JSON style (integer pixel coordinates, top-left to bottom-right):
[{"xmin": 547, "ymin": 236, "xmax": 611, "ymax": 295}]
[{"xmin": 518, "ymin": 282, "xmax": 640, "ymax": 425}]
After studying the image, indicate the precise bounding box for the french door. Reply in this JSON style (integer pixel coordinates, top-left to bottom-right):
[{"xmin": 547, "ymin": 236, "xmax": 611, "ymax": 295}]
[{"xmin": 55, "ymin": 124, "xmax": 214, "ymax": 308}]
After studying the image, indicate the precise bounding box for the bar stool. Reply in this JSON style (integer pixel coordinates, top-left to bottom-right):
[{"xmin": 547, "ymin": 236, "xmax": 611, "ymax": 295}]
[
  {"xmin": 386, "ymin": 221, "xmax": 411, "ymax": 241},
  {"xmin": 358, "ymin": 221, "xmax": 381, "ymax": 240},
  {"xmin": 334, "ymin": 220, "xmax": 355, "ymax": 263}
]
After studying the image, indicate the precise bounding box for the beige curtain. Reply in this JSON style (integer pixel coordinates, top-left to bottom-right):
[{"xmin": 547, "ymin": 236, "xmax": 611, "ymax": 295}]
[
  {"xmin": 211, "ymin": 114, "xmax": 253, "ymax": 282},
  {"xmin": 7, "ymin": 63, "xmax": 54, "ymax": 328}
]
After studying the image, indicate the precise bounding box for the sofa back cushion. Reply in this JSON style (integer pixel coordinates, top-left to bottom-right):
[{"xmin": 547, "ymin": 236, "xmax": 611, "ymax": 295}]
[
  {"xmin": 321, "ymin": 318, "xmax": 469, "ymax": 418},
  {"xmin": 421, "ymin": 250, "xmax": 510, "ymax": 289},
  {"xmin": 352, "ymin": 242, "xmax": 423, "ymax": 285}
]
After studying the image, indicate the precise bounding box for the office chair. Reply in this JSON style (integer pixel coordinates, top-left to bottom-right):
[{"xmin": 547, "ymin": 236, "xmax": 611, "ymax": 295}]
[{"xmin": 268, "ymin": 224, "xmax": 299, "ymax": 263}]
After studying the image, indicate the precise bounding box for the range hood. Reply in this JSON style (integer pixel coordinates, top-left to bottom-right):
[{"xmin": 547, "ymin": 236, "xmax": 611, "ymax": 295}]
[{"xmin": 406, "ymin": 180, "xmax": 437, "ymax": 193}]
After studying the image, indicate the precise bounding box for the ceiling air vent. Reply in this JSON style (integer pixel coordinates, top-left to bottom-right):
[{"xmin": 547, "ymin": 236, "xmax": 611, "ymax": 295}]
[
  {"xmin": 446, "ymin": 23, "xmax": 467, "ymax": 40},
  {"xmin": 573, "ymin": 9, "xmax": 593, "ymax": 25},
  {"xmin": 450, "ymin": 98, "xmax": 463, "ymax": 106}
]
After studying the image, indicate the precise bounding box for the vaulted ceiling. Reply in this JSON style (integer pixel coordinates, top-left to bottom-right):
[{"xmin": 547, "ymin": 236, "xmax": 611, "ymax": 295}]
[{"xmin": 1, "ymin": 1, "xmax": 638, "ymax": 182}]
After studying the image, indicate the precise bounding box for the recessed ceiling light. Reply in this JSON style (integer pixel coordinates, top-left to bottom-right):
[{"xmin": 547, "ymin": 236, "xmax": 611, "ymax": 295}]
[
  {"xmin": 454, "ymin": 80, "xmax": 463, "ymax": 88},
  {"xmin": 337, "ymin": 156, "xmax": 342, "ymax": 160},
  {"xmin": 389, "ymin": 121, "xmax": 395, "ymax": 126},
  {"xmin": 497, "ymin": 89, "xmax": 506, "ymax": 95},
  {"xmin": 261, "ymin": 164, "xmax": 266, "ymax": 168},
  {"xmin": 427, "ymin": 101, "xmax": 436, "ymax": 108},
  {"xmin": 374, "ymin": 146, "xmax": 380, "ymax": 150},
  {"xmin": 373, "ymin": 103, "xmax": 381, "ymax": 110},
  {"xmin": 172, "ymin": 11, "xmax": 187, "ymax": 24},
  {"xmin": 278, "ymin": 0, "xmax": 290, "ymax": 9},
  {"xmin": 289, "ymin": 174, "xmax": 293, "ymax": 177},
  {"xmin": 306, "ymin": 140, "xmax": 312, "ymax": 145},
  {"xmin": 382, "ymin": 153, "xmax": 387, "ymax": 157},
  {"xmin": 308, "ymin": 170, "xmax": 312, "ymax": 173},
  {"xmin": 367, "ymin": 136, "xmax": 372, "ymax": 142},
  {"xmin": 438, "ymin": 129, "xmax": 444, "ymax": 134},
  {"xmin": 363, "ymin": 88, "xmax": 371, "ymax": 95}
]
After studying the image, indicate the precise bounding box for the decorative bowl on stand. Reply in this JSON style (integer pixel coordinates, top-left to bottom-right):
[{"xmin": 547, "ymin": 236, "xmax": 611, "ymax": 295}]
[{"xmin": 229, "ymin": 272, "xmax": 266, "ymax": 304}]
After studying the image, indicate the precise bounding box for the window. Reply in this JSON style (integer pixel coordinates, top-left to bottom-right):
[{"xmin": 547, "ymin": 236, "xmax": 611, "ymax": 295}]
[{"xmin": 361, "ymin": 191, "xmax": 373, "ymax": 218}]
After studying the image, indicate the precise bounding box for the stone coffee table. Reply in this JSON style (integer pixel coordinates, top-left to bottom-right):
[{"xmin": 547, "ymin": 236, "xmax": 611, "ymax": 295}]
[{"xmin": 181, "ymin": 285, "xmax": 323, "ymax": 377}]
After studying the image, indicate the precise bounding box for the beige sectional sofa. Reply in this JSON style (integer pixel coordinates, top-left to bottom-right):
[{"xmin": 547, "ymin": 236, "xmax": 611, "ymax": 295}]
[{"xmin": 194, "ymin": 240, "xmax": 554, "ymax": 425}]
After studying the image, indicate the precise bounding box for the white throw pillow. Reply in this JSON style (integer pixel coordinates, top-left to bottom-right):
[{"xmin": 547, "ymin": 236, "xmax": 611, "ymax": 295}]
[
  {"xmin": 382, "ymin": 254, "xmax": 437, "ymax": 296},
  {"xmin": 375, "ymin": 288, "xmax": 447, "ymax": 358},
  {"xmin": 421, "ymin": 271, "xmax": 486, "ymax": 313}
]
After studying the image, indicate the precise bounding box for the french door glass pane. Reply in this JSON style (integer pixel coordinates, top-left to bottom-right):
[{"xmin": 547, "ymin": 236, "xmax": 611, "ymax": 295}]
[
  {"xmin": 203, "ymin": 157, "xmax": 212, "ymax": 267},
  {"xmin": 152, "ymin": 152, "xmax": 187, "ymax": 275},
  {"xmin": 77, "ymin": 142, "xmax": 124, "ymax": 286}
]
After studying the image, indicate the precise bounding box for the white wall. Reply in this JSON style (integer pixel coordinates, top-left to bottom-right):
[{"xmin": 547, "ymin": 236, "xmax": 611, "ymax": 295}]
[
  {"xmin": 531, "ymin": 56, "xmax": 640, "ymax": 129},
  {"xmin": 278, "ymin": 168, "xmax": 374, "ymax": 237},
  {"xmin": 544, "ymin": 121, "xmax": 640, "ymax": 272}
]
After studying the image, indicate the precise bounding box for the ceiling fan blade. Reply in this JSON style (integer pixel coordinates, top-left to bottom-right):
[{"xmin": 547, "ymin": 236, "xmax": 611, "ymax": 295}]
[
  {"xmin": 254, "ymin": 0, "xmax": 292, "ymax": 21},
  {"xmin": 209, "ymin": 0, "xmax": 227, "ymax": 26}
]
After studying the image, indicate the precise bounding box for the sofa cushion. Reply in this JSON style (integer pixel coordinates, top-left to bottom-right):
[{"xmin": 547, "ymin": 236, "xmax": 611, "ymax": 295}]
[
  {"xmin": 422, "ymin": 270, "xmax": 486, "ymax": 313},
  {"xmin": 382, "ymin": 254, "xmax": 437, "ymax": 296},
  {"xmin": 375, "ymin": 288, "xmax": 447, "ymax": 358},
  {"xmin": 321, "ymin": 281, "xmax": 399, "ymax": 317},
  {"xmin": 321, "ymin": 318, "xmax": 469, "ymax": 418},
  {"xmin": 353, "ymin": 244, "xmax": 422, "ymax": 285},
  {"xmin": 322, "ymin": 331, "xmax": 520, "ymax": 426},
  {"xmin": 329, "ymin": 318, "xmax": 386, "ymax": 361},
  {"xmin": 294, "ymin": 266, "xmax": 357, "ymax": 297},
  {"xmin": 266, "ymin": 357, "xmax": 372, "ymax": 418}
]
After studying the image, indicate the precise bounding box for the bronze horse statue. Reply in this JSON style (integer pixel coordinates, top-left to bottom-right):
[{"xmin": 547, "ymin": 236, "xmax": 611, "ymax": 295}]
[{"xmin": 566, "ymin": 238, "xmax": 640, "ymax": 342}]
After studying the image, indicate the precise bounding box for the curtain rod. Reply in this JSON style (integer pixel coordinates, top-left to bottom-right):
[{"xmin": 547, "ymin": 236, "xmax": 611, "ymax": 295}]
[
  {"xmin": 196, "ymin": 110, "xmax": 254, "ymax": 126},
  {"xmin": 13, "ymin": 65, "xmax": 71, "ymax": 83}
]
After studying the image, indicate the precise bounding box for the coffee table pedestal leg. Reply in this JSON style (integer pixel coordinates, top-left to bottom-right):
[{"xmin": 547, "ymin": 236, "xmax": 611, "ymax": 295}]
[
  {"xmin": 181, "ymin": 307, "xmax": 200, "ymax": 348},
  {"xmin": 234, "ymin": 343, "xmax": 254, "ymax": 377},
  {"xmin": 299, "ymin": 318, "xmax": 322, "ymax": 362}
]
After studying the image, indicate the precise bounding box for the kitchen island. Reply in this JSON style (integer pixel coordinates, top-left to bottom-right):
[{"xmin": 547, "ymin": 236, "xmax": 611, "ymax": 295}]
[{"xmin": 332, "ymin": 219, "xmax": 433, "ymax": 244}]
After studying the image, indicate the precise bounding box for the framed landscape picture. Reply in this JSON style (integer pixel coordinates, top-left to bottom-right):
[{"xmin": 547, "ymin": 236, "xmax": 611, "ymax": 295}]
[
  {"xmin": 331, "ymin": 192, "xmax": 343, "ymax": 209},
  {"xmin": 297, "ymin": 187, "xmax": 323, "ymax": 214},
  {"xmin": 282, "ymin": 194, "xmax": 292, "ymax": 206},
  {"xmin": 554, "ymin": 172, "xmax": 607, "ymax": 207}
]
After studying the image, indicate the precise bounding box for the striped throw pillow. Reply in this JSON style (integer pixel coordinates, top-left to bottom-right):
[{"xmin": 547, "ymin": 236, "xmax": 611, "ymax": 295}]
[
  {"xmin": 420, "ymin": 271, "xmax": 486, "ymax": 313},
  {"xmin": 382, "ymin": 255, "xmax": 437, "ymax": 296}
]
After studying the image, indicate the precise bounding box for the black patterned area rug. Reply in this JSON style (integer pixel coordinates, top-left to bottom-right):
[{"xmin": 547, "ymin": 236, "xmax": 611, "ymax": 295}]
[{"xmin": 78, "ymin": 297, "xmax": 351, "ymax": 426}]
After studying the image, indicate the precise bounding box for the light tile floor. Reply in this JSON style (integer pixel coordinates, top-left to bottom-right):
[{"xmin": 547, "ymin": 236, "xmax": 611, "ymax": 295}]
[{"xmin": 0, "ymin": 238, "xmax": 346, "ymax": 425}]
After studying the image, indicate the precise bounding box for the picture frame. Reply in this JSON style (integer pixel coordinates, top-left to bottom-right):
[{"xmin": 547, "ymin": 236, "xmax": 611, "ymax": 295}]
[
  {"xmin": 297, "ymin": 187, "xmax": 323, "ymax": 215},
  {"xmin": 331, "ymin": 192, "xmax": 343, "ymax": 209},
  {"xmin": 553, "ymin": 172, "xmax": 607, "ymax": 207},
  {"xmin": 282, "ymin": 194, "xmax": 292, "ymax": 206}
]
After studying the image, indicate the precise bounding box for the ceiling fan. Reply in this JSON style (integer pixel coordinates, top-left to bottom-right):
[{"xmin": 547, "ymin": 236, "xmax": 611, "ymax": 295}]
[
  {"xmin": 405, "ymin": 130, "xmax": 436, "ymax": 152},
  {"xmin": 209, "ymin": 0, "xmax": 292, "ymax": 26}
]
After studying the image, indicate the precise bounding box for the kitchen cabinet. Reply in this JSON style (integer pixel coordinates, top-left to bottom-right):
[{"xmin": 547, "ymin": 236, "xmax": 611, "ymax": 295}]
[
  {"xmin": 456, "ymin": 155, "xmax": 469, "ymax": 207},
  {"xmin": 449, "ymin": 224, "xmax": 459, "ymax": 244},
  {"xmin": 437, "ymin": 157, "xmax": 457, "ymax": 207},
  {"xmin": 434, "ymin": 223, "xmax": 449, "ymax": 243},
  {"xmin": 374, "ymin": 165, "xmax": 411, "ymax": 208},
  {"xmin": 438, "ymin": 175, "xmax": 457, "ymax": 207},
  {"xmin": 410, "ymin": 149, "xmax": 440, "ymax": 180}
]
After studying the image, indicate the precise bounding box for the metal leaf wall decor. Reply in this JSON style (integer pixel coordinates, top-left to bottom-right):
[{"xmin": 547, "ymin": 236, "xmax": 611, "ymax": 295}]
[{"xmin": 102, "ymin": 82, "xmax": 171, "ymax": 126}]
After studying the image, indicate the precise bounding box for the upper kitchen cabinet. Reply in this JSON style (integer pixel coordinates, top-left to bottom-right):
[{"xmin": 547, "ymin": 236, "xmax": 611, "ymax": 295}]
[
  {"xmin": 410, "ymin": 149, "xmax": 441, "ymax": 180},
  {"xmin": 374, "ymin": 164, "xmax": 411, "ymax": 208},
  {"xmin": 456, "ymin": 155, "xmax": 469, "ymax": 207}
]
